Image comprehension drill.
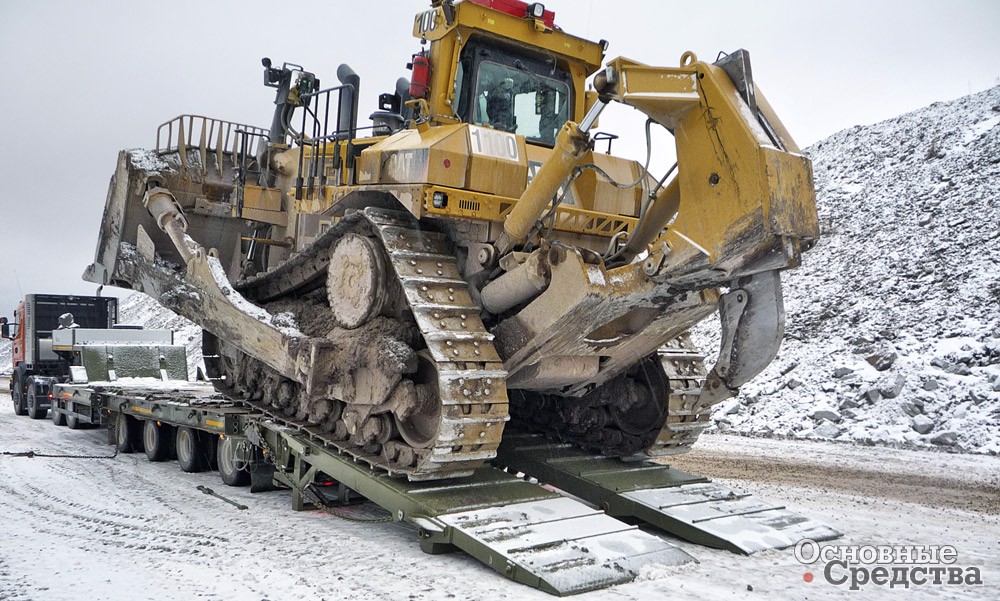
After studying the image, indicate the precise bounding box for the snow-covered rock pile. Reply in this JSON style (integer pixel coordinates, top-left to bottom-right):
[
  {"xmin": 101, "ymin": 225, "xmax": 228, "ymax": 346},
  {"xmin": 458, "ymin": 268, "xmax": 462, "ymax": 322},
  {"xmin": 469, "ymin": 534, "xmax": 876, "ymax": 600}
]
[
  {"xmin": 0, "ymin": 332, "xmax": 9, "ymax": 374},
  {"xmin": 699, "ymin": 86, "xmax": 1000, "ymax": 455}
]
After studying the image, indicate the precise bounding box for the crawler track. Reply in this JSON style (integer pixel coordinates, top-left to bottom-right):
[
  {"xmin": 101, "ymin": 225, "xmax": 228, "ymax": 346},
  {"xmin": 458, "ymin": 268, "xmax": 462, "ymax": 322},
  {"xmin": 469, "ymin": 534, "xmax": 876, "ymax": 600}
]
[
  {"xmin": 206, "ymin": 208, "xmax": 509, "ymax": 480},
  {"xmin": 218, "ymin": 207, "xmax": 714, "ymax": 470},
  {"xmin": 647, "ymin": 333, "xmax": 712, "ymax": 456},
  {"xmin": 509, "ymin": 333, "xmax": 711, "ymax": 458}
]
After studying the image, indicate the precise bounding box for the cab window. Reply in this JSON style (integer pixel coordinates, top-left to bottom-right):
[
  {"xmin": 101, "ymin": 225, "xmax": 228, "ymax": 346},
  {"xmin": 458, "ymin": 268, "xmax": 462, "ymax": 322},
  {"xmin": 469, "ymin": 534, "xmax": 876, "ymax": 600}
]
[
  {"xmin": 454, "ymin": 39, "xmax": 573, "ymax": 146},
  {"xmin": 472, "ymin": 61, "xmax": 570, "ymax": 145}
]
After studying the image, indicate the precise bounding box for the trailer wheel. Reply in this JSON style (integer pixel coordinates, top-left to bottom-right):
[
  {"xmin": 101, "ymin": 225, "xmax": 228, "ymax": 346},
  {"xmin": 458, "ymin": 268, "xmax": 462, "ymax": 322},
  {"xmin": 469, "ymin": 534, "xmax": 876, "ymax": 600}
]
[
  {"xmin": 51, "ymin": 403, "xmax": 67, "ymax": 426},
  {"xmin": 143, "ymin": 421, "xmax": 176, "ymax": 462},
  {"xmin": 12, "ymin": 375, "xmax": 27, "ymax": 416},
  {"xmin": 26, "ymin": 378, "xmax": 48, "ymax": 419},
  {"xmin": 176, "ymin": 427, "xmax": 207, "ymax": 473},
  {"xmin": 114, "ymin": 413, "xmax": 143, "ymax": 453},
  {"xmin": 217, "ymin": 436, "xmax": 250, "ymax": 487}
]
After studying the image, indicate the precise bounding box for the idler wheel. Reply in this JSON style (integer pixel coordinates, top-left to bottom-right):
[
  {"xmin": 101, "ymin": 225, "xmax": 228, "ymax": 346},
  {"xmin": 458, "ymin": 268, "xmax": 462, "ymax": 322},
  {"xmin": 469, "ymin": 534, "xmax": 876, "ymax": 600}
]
[
  {"xmin": 609, "ymin": 355, "xmax": 669, "ymax": 436},
  {"xmin": 327, "ymin": 233, "xmax": 390, "ymax": 329},
  {"xmin": 393, "ymin": 352, "xmax": 442, "ymax": 449}
]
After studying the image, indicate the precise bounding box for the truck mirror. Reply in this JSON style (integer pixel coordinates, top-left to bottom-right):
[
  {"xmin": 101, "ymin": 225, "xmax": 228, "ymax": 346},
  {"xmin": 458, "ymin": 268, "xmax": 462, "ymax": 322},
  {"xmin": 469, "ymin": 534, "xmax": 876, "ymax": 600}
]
[
  {"xmin": 1, "ymin": 321, "xmax": 17, "ymax": 339},
  {"xmin": 0, "ymin": 318, "xmax": 8, "ymax": 339}
]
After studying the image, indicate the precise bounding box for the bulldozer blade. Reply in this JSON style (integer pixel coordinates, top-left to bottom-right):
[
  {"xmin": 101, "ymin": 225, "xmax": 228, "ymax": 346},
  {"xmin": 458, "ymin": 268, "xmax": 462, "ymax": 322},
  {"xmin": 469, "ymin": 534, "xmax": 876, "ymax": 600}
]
[{"xmin": 495, "ymin": 432, "xmax": 841, "ymax": 555}]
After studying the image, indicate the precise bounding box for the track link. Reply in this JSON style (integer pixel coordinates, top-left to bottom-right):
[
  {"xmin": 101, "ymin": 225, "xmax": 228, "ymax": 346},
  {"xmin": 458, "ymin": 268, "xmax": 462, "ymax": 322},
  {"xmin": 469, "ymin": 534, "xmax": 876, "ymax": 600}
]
[
  {"xmin": 210, "ymin": 208, "xmax": 509, "ymax": 480},
  {"xmin": 365, "ymin": 209, "xmax": 509, "ymax": 479},
  {"xmin": 646, "ymin": 332, "xmax": 712, "ymax": 456}
]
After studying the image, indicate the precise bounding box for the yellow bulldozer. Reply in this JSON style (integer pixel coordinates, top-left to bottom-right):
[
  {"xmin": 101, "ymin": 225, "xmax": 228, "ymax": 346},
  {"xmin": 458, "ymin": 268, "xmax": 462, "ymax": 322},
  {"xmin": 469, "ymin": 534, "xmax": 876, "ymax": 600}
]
[{"xmin": 86, "ymin": 0, "xmax": 818, "ymax": 482}]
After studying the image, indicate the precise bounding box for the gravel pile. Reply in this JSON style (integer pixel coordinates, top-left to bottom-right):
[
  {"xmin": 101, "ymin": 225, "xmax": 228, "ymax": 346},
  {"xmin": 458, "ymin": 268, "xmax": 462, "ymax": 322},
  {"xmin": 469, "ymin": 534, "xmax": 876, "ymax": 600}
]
[{"xmin": 697, "ymin": 86, "xmax": 1000, "ymax": 454}]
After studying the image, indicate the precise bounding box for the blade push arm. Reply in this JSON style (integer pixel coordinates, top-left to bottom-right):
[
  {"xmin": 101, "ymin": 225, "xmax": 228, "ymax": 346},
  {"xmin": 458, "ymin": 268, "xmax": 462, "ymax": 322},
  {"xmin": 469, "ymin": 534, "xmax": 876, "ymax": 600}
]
[
  {"xmin": 597, "ymin": 52, "xmax": 819, "ymax": 284},
  {"xmin": 593, "ymin": 51, "xmax": 819, "ymax": 403}
]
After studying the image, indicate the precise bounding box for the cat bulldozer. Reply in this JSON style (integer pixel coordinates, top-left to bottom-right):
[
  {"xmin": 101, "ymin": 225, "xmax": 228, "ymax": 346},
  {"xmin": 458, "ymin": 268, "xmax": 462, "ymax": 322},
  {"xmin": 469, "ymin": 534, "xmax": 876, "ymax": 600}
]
[{"xmin": 85, "ymin": 1, "xmax": 831, "ymax": 590}]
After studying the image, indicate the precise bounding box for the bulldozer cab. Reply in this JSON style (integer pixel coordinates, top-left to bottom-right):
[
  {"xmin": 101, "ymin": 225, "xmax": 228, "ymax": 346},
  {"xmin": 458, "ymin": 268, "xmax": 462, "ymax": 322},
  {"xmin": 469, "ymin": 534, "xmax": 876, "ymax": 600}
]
[
  {"xmin": 453, "ymin": 37, "xmax": 573, "ymax": 145},
  {"xmin": 412, "ymin": 0, "xmax": 603, "ymax": 143}
]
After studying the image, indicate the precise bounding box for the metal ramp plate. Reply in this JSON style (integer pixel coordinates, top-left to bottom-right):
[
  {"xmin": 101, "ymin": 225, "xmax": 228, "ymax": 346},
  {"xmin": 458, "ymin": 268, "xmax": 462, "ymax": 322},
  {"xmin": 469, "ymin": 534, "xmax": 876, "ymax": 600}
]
[
  {"xmin": 438, "ymin": 497, "xmax": 695, "ymax": 596},
  {"xmin": 494, "ymin": 431, "xmax": 842, "ymax": 554},
  {"xmin": 622, "ymin": 482, "xmax": 842, "ymax": 554},
  {"xmin": 269, "ymin": 426, "xmax": 695, "ymax": 596}
]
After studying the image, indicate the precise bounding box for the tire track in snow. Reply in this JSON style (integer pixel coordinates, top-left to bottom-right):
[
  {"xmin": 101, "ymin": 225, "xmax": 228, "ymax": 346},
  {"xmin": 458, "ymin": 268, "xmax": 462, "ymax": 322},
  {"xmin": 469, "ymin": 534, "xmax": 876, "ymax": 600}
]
[{"xmin": 0, "ymin": 480, "xmax": 224, "ymax": 557}]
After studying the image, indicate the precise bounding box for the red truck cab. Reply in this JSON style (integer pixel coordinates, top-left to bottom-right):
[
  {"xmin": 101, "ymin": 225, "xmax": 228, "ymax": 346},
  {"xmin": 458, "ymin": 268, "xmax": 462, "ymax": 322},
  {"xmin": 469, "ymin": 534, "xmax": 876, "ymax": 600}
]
[
  {"xmin": 3, "ymin": 294, "xmax": 118, "ymax": 417},
  {"xmin": 3, "ymin": 301, "xmax": 26, "ymax": 371}
]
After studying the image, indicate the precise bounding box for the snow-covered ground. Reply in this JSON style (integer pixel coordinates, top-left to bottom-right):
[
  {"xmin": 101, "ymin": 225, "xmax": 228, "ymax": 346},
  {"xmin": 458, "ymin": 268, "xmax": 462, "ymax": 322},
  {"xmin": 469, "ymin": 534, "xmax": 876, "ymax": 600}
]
[
  {"xmin": 0, "ymin": 395, "xmax": 996, "ymax": 601},
  {"xmin": 696, "ymin": 85, "xmax": 1000, "ymax": 455}
]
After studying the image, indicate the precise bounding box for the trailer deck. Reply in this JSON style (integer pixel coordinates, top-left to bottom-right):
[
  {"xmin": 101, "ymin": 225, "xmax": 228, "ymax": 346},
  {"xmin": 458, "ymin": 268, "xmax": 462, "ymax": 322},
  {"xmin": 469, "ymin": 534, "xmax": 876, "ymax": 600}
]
[{"xmin": 31, "ymin": 378, "xmax": 841, "ymax": 596}]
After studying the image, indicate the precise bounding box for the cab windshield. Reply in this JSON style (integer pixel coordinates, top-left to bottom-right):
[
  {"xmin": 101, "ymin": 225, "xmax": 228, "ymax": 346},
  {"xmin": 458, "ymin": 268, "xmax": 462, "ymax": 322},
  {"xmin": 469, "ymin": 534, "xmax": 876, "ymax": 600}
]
[
  {"xmin": 472, "ymin": 61, "xmax": 570, "ymax": 145},
  {"xmin": 453, "ymin": 40, "xmax": 573, "ymax": 146}
]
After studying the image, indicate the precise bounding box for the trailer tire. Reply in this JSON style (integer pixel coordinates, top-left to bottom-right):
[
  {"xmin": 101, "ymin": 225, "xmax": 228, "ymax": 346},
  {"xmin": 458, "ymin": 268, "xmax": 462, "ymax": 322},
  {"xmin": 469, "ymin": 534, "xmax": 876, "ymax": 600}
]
[
  {"xmin": 67, "ymin": 414, "xmax": 83, "ymax": 429},
  {"xmin": 144, "ymin": 421, "xmax": 176, "ymax": 462},
  {"xmin": 114, "ymin": 413, "xmax": 143, "ymax": 453},
  {"xmin": 26, "ymin": 378, "xmax": 48, "ymax": 419},
  {"xmin": 217, "ymin": 436, "xmax": 250, "ymax": 487},
  {"xmin": 12, "ymin": 375, "xmax": 27, "ymax": 416},
  {"xmin": 51, "ymin": 404, "xmax": 67, "ymax": 426},
  {"xmin": 176, "ymin": 427, "xmax": 207, "ymax": 473}
]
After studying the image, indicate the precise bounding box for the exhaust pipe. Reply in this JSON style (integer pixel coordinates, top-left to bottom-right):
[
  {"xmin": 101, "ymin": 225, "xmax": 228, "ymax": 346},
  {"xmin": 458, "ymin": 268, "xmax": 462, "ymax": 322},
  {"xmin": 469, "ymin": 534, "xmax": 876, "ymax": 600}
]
[
  {"xmin": 337, "ymin": 64, "xmax": 360, "ymax": 137},
  {"xmin": 337, "ymin": 64, "xmax": 360, "ymax": 184}
]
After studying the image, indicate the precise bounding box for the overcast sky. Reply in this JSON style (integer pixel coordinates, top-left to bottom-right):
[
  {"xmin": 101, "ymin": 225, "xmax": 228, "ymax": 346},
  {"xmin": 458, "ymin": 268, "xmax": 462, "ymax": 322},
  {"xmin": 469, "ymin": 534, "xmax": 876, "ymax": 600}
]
[{"xmin": 0, "ymin": 0, "xmax": 997, "ymax": 319}]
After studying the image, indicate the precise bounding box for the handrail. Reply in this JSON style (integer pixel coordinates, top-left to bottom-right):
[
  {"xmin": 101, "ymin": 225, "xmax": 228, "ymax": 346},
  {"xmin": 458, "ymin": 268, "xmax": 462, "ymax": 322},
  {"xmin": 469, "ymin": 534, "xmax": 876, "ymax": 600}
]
[
  {"xmin": 293, "ymin": 83, "xmax": 356, "ymax": 200},
  {"xmin": 155, "ymin": 115, "xmax": 269, "ymax": 177},
  {"xmin": 233, "ymin": 128, "xmax": 275, "ymax": 218}
]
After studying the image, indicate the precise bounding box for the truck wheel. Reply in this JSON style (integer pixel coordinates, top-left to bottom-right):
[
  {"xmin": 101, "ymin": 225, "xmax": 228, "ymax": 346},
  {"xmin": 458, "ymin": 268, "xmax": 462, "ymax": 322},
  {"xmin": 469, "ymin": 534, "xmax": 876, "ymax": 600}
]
[
  {"xmin": 114, "ymin": 413, "xmax": 143, "ymax": 453},
  {"xmin": 217, "ymin": 436, "xmax": 250, "ymax": 486},
  {"xmin": 67, "ymin": 414, "xmax": 82, "ymax": 429},
  {"xmin": 12, "ymin": 375, "xmax": 27, "ymax": 416},
  {"xmin": 176, "ymin": 427, "xmax": 207, "ymax": 473},
  {"xmin": 51, "ymin": 403, "xmax": 67, "ymax": 426},
  {"xmin": 144, "ymin": 421, "xmax": 176, "ymax": 462},
  {"xmin": 26, "ymin": 377, "xmax": 47, "ymax": 419}
]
